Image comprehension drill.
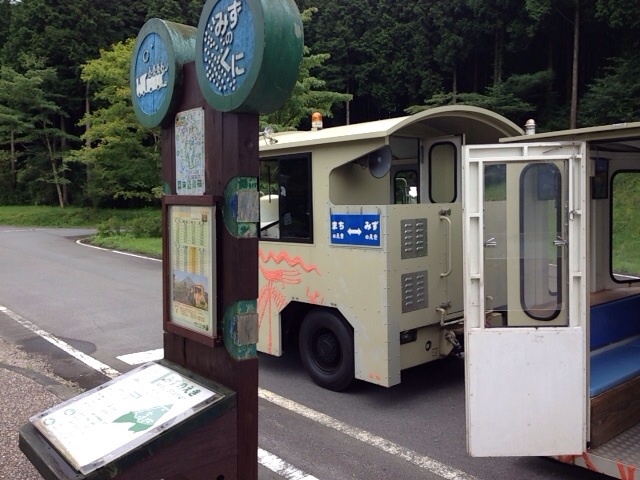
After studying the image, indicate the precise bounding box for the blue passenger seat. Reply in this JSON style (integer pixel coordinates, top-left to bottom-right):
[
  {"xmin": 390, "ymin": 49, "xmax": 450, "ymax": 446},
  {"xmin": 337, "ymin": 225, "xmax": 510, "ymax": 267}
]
[{"xmin": 590, "ymin": 294, "xmax": 640, "ymax": 397}]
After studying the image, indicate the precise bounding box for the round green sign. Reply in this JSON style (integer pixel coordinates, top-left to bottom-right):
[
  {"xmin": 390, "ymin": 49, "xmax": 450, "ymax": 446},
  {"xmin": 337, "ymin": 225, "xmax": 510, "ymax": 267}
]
[
  {"xmin": 130, "ymin": 19, "xmax": 197, "ymax": 128},
  {"xmin": 195, "ymin": 0, "xmax": 303, "ymax": 113}
]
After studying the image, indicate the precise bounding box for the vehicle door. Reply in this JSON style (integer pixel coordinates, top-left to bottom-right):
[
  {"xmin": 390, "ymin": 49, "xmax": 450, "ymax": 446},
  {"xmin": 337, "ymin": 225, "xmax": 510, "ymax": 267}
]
[
  {"xmin": 463, "ymin": 142, "xmax": 587, "ymax": 456},
  {"xmin": 422, "ymin": 135, "xmax": 464, "ymax": 320}
]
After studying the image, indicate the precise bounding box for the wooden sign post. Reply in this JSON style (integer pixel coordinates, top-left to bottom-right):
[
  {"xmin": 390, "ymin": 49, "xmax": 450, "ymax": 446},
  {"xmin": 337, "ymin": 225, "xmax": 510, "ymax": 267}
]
[
  {"xmin": 136, "ymin": 1, "xmax": 303, "ymax": 479},
  {"xmin": 19, "ymin": 2, "xmax": 302, "ymax": 479}
]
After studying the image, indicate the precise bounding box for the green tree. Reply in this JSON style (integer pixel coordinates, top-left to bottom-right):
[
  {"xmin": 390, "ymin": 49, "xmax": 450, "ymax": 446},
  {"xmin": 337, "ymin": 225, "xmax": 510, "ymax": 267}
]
[
  {"xmin": 0, "ymin": 0, "xmax": 140, "ymax": 205},
  {"xmin": 148, "ymin": 0, "xmax": 204, "ymax": 26},
  {"xmin": 2, "ymin": 0, "xmax": 130, "ymax": 115},
  {"xmin": 296, "ymin": 0, "xmax": 375, "ymax": 123},
  {"xmin": 21, "ymin": 60, "xmax": 77, "ymax": 208},
  {"xmin": 0, "ymin": 0, "xmax": 12, "ymax": 49},
  {"xmin": 407, "ymin": 71, "xmax": 550, "ymax": 126},
  {"xmin": 522, "ymin": 0, "xmax": 597, "ymax": 128},
  {"xmin": 260, "ymin": 8, "xmax": 352, "ymax": 131},
  {"xmin": 425, "ymin": 0, "xmax": 478, "ymax": 101},
  {"xmin": 260, "ymin": 46, "xmax": 352, "ymax": 131},
  {"xmin": 0, "ymin": 66, "xmax": 33, "ymax": 195},
  {"xmin": 579, "ymin": 54, "xmax": 640, "ymax": 126},
  {"xmin": 595, "ymin": 0, "xmax": 640, "ymax": 30},
  {"xmin": 70, "ymin": 39, "xmax": 161, "ymax": 207},
  {"xmin": 464, "ymin": 0, "xmax": 538, "ymax": 87},
  {"xmin": 353, "ymin": 2, "xmax": 440, "ymax": 115},
  {"xmin": 0, "ymin": 0, "xmax": 636, "ymax": 208},
  {"xmin": 0, "ymin": 61, "xmax": 75, "ymax": 206}
]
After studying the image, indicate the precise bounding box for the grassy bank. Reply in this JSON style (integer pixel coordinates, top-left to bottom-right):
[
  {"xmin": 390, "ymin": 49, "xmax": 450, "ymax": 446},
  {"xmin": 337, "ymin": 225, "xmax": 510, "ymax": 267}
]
[
  {"xmin": 91, "ymin": 235, "xmax": 162, "ymax": 258},
  {"xmin": 0, "ymin": 206, "xmax": 162, "ymax": 258}
]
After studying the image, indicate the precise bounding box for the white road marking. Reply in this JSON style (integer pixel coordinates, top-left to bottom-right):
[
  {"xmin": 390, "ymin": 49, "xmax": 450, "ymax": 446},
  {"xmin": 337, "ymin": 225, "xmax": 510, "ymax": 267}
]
[
  {"xmin": 0, "ymin": 228, "xmax": 48, "ymax": 233},
  {"xmin": 0, "ymin": 305, "xmax": 120, "ymax": 379},
  {"xmin": 117, "ymin": 348, "xmax": 164, "ymax": 365},
  {"xmin": 259, "ymin": 389, "xmax": 478, "ymax": 480},
  {"xmin": 258, "ymin": 448, "xmax": 319, "ymax": 480},
  {"xmin": 0, "ymin": 305, "xmax": 314, "ymax": 480},
  {"xmin": 75, "ymin": 240, "xmax": 162, "ymax": 262}
]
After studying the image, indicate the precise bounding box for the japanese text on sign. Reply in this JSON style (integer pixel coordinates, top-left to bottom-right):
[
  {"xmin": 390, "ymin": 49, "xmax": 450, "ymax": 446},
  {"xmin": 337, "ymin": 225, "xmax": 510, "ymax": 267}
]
[
  {"xmin": 330, "ymin": 213, "xmax": 381, "ymax": 247},
  {"xmin": 170, "ymin": 206, "xmax": 216, "ymax": 336},
  {"xmin": 202, "ymin": 0, "xmax": 253, "ymax": 94},
  {"xmin": 30, "ymin": 363, "xmax": 221, "ymax": 475}
]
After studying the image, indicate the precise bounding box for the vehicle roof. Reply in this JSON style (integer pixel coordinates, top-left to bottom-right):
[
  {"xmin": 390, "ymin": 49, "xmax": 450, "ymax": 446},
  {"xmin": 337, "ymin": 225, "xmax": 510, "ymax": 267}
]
[
  {"xmin": 260, "ymin": 105, "xmax": 524, "ymax": 153},
  {"xmin": 503, "ymin": 121, "xmax": 640, "ymax": 153}
]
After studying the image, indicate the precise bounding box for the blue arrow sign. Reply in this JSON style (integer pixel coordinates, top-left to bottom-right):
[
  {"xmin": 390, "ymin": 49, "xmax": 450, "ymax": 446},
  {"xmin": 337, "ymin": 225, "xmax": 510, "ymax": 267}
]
[{"xmin": 330, "ymin": 213, "xmax": 381, "ymax": 247}]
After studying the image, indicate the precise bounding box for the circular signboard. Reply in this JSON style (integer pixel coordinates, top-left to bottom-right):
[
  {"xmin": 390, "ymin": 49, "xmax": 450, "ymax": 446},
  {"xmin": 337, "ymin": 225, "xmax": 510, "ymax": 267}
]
[
  {"xmin": 130, "ymin": 19, "xmax": 197, "ymax": 128},
  {"xmin": 195, "ymin": 0, "xmax": 303, "ymax": 113}
]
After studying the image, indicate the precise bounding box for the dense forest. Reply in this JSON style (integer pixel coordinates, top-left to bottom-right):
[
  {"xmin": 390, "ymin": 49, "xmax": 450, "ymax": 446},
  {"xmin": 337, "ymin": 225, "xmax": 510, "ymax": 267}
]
[{"xmin": 0, "ymin": 0, "xmax": 638, "ymax": 207}]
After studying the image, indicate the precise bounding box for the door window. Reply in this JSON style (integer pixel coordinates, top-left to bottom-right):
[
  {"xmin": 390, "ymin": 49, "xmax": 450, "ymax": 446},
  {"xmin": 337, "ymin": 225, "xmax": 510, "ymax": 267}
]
[{"xmin": 519, "ymin": 163, "xmax": 562, "ymax": 321}]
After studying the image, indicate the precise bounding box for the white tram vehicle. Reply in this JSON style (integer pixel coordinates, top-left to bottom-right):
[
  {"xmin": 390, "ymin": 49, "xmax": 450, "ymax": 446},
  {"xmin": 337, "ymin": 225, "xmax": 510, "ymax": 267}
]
[{"xmin": 256, "ymin": 106, "xmax": 522, "ymax": 391}]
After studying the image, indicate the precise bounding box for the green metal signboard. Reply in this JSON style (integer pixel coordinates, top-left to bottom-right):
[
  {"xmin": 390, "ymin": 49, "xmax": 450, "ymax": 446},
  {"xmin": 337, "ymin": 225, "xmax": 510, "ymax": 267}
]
[
  {"xmin": 195, "ymin": 0, "xmax": 303, "ymax": 113},
  {"xmin": 130, "ymin": 19, "xmax": 197, "ymax": 127}
]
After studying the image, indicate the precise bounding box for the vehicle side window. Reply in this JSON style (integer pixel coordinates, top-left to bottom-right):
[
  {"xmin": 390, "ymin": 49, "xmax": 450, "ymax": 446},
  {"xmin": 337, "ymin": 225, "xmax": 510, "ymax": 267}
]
[
  {"xmin": 394, "ymin": 170, "xmax": 419, "ymax": 204},
  {"xmin": 611, "ymin": 170, "xmax": 640, "ymax": 283},
  {"xmin": 259, "ymin": 154, "xmax": 313, "ymax": 243}
]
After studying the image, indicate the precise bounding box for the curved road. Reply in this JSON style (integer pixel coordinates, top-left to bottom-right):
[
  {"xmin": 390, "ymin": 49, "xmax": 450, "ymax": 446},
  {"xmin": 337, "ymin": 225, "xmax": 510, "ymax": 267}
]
[{"xmin": 0, "ymin": 226, "xmax": 607, "ymax": 480}]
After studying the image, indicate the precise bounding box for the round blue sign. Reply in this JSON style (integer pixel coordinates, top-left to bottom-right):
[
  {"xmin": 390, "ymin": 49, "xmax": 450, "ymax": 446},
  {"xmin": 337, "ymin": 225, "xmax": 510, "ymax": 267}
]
[
  {"xmin": 133, "ymin": 32, "xmax": 170, "ymax": 116},
  {"xmin": 130, "ymin": 19, "xmax": 197, "ymax": 128}
]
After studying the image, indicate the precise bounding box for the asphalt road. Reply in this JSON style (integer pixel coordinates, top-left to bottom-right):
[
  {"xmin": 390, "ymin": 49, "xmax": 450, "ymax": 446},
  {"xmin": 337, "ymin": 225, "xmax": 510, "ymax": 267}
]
[{"xmin": 0, "ymin": 226, "xmax": 609, "ymax": 480}]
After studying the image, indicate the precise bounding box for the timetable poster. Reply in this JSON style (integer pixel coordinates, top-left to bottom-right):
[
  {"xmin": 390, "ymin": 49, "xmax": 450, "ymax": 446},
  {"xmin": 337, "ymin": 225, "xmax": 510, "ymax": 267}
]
[
  {"xmin": 169, "ymin": 205, "xmax": 216, "ymax": 336},
  {"xmin": 30, "ymin": 362, "xmax": 222, "ymax": 475}
]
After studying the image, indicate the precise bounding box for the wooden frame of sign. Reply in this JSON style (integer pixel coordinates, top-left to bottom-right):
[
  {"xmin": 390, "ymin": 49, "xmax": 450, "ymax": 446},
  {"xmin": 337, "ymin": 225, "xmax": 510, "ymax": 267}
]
[{"xmin": 163, "ymin": 194, "xmax": 221, "ymax": 348}]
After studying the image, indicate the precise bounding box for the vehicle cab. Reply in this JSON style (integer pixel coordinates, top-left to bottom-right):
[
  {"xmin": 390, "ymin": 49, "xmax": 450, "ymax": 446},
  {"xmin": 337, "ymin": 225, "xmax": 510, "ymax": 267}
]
[{"xmin": 257, "ymin": 106, "xmax": 522, "ymax": 390}]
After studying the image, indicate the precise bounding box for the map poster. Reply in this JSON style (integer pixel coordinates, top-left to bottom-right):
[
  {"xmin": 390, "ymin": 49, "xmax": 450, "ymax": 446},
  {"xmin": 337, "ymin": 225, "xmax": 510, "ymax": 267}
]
[
  {"xmin": 175, "ymin": 108, "xmax": 205, "ymax": 195},
  {"xmin": 169, "ymin": 205, "xmax": 216, "ymax": 336},
  {"xmin": 30, "ymin": 362, "xmax": 223, "ymax": 475}
]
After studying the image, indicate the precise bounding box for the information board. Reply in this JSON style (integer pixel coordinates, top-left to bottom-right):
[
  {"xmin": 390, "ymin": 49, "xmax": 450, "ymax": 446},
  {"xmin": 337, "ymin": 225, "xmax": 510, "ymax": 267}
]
[
  {"xmin": 169, "ymin": 205, "xmax": 217, "ymax": 336},
  {"xmin": 330, "ymin": 213, "xmax": 382, "ymax": 247},
  {"xmin": 30, "ymin": 362, "xmax": 223, "ymax": 475},
  {"xmin": 175, "ymin": 108, "xmax": 205, "ymax": 195}
]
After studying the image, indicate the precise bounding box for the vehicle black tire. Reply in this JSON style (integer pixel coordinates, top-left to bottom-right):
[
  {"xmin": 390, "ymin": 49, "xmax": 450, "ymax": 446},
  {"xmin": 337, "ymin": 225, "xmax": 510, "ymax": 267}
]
[{"xmin": 299, "ymin": 309, "xmax": 354, "ymax": 391}]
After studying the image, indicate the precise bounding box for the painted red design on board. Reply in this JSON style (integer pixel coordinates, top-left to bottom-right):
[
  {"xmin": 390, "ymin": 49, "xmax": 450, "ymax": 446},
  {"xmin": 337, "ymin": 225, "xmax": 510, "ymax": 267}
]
[{"xmin": 258, "ymin": 249, "xmax": 322, "ymax": 353}]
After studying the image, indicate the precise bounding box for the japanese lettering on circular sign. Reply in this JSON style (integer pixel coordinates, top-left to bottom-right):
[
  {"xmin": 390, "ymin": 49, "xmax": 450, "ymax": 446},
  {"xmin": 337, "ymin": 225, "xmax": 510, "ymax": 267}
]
[
  {"xmin": 200, "ymin": 0, "xmax": 254, "ymax": 96},
  {"xmin": 196, "ymin": 0, "xmax": 303, "ymax": 113},
  {"xmin": 130, "ymin": 19, "xmax": 197, "ymax": 128}
]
